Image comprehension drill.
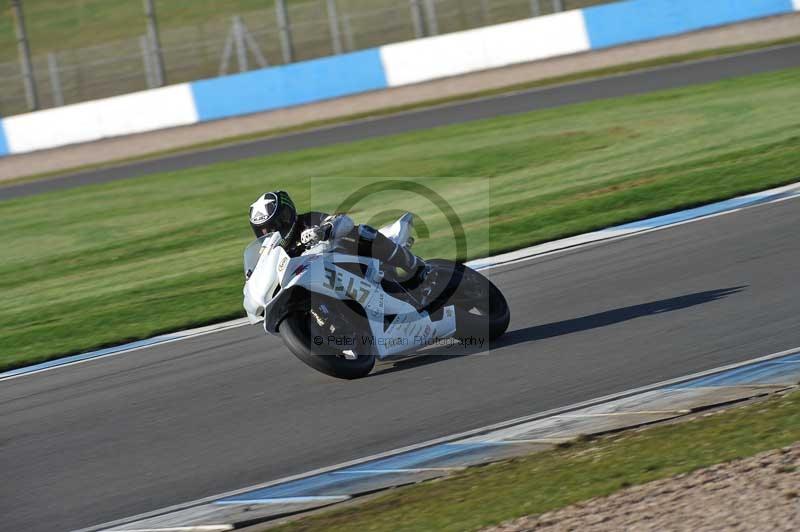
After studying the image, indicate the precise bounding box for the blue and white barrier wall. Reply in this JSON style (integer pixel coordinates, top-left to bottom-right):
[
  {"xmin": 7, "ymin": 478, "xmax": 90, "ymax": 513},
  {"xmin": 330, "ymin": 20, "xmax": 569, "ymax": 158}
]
[
  {"xmin": 583, "ymin": 0, "xmax": 796, "ymax": 49},
  {"xmin": 1, "ymin": 84, "xmax": 198, "ymax": 154},
  {"xmin": 380, "ymin": 10, "xmax": 589, "ymax": 86},
  {"xmin": 1, "ymin": 0, "xmax": 797, "ymax": 158},
  {"xmin": 191, "ymin": 49, "xmax": 388, "ymax": 122}
]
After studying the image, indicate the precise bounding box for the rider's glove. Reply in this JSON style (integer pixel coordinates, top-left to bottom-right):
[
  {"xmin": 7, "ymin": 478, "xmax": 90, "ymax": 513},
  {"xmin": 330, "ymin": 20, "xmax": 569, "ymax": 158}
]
[{"xmin": 300, "ymin": 224, "xmax": 331, "ymax": 247}]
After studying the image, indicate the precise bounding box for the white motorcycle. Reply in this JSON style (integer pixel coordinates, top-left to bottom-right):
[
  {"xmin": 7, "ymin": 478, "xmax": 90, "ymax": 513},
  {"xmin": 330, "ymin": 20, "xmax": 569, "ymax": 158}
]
[{"xmin": 243, "ymin": 213, "xmax": 510, "ymax": 379}]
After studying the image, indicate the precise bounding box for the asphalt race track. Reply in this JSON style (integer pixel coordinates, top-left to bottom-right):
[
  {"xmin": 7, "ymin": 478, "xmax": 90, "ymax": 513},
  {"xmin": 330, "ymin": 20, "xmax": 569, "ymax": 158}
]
[
  {"xmin": 2, "ymin": 196, "xmax": 800, "ymax": 531},
  {"xmin": 2, "ymin": 43, "xmax": 800, "ymax": 201},
  {"xmin": 3, "ymin": 42, "xmax": 800, "ymax": 531}
]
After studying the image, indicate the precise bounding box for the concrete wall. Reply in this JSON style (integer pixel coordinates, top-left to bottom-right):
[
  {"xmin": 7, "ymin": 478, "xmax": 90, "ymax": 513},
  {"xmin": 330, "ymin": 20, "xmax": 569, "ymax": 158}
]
[
  {"xmin": 380, "ymin": 11, "xmax": 590, "ymax": 86},
  {"xmin": 583, "ymin": 0, "xmax": 795, "ymax": 49}
]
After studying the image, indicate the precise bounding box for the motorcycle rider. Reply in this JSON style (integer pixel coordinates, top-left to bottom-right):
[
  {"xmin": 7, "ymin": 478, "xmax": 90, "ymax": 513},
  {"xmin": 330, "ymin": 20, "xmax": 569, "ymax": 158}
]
[{"xmin": 248, "ymin": 190, "xmax": 429, "ymax": 291}]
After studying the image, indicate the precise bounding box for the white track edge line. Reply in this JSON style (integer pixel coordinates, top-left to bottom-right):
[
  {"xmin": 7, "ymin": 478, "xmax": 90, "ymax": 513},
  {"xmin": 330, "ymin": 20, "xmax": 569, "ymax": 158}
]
[
  {"xmin": 105, "ymin": 527, "xmax": 232, "ymax": 532},
  {"xmin": 214, "ymin": 496, "xmax": 349, "ymax": 505},
  {"xmin": 0, "ymin": 319, "xmax": 250, "ymax": 382},
  {"xmin": 475, "ymin": 183, "xmax": 800, "ymax": 271}
]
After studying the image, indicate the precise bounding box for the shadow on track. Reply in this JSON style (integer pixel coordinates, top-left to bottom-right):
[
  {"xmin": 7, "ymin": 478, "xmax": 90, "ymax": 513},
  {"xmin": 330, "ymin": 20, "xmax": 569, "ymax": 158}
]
[{"xmin": 371, "ymin": 286, "xmax": 746, "ymax": 376}]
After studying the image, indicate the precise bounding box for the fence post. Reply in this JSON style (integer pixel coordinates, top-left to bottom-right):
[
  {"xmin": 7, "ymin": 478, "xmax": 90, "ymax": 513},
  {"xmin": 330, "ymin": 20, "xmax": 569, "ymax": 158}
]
[
  {"xmin": 143, "ymin": 0, "xmax": 166, "ymax": 86},
  {"xmin": 275, "ymin": 0, "xmax": 294, "ymax": 64},
  {"xmin": 409, "ymin": 0, "xmax": 426, "ymax": 38},
  {"xmin": 422, "ymin": 0, "xmax": 439, "ymax": 36},
  {"xmin": 326, "ymin": 0, "xmax": 344, "ymax": 55},
  {"xmin": 218, "ymin": 30, "xmax": 234, "ymax": 76},
  {"xmin": 479, "ymin": 0, "xmax": 491, "ymax": 25},
  {"xmin": 342, "ymin": 15, "xmax": 355, "ymax": 51},
  {"xmin": 530, "ymin": 0, "xmax": 541, "ymax": 16},
  {"xmin": 140, "ymin": 35, "xmax": 156, "ymax": 88},
  {"xmin": 241, "ymin": 21, "xmax": 269, "ymax": 68},
  {"xmin": 233, "ymin": 15, "xmax": 248, "ymax": 72},
  {"xmin": 47, "ymin": 52, "xmax": 64, "ymax": 107},
  {"xmin": 552, "ymin": 0, "xmax": 564, "ymax": 12},
  {"xmin": 11, "ymin": 0, "xmax": 39, "ymax": 111}
]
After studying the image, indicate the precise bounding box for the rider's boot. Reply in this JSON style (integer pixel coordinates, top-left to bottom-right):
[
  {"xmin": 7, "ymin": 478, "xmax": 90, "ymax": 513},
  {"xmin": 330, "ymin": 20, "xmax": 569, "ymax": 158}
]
[
  {"xmin": 359, "ymin": 226, "xmax": 432, "ymax": 304},
  {"xmin": 391, "ymin": 246, "xmax": 428, "ymax": 287},
  {"xmin": 385, "ymin": 244, "xmax": 435, "ymax": 306}
]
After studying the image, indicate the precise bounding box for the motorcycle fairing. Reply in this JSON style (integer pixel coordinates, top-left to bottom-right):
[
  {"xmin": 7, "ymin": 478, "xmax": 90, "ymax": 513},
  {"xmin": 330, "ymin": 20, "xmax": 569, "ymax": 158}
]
[{"xmin": 243, "ymin": 237, "xmax": 456, "ymax": 359}]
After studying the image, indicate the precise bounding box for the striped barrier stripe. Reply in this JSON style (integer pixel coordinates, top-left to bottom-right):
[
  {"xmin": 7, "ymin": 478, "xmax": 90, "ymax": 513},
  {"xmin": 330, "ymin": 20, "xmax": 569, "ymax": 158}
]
[
  {"xmin": 379, "ymin": 11, "xmax": 589, "ymax": 87},
  {"xmin": 583, "ymin": 0, "xmax": 795, "ymax": 50},
  {"xmin": 2, "ymin": 84, "xmax": 198, "ymax": 155},
  {"xmin": 0, "ymin": 119, "xmax": 8, "ymax": 156},
  {"xmin": 190, "ymin": 48, "xmax": 387, "ymax": 122}
]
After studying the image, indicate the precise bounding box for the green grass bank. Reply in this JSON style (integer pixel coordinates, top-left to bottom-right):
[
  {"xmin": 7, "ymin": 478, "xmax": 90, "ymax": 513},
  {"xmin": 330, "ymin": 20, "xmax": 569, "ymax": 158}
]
[{"xmin": 1, "ymin": 67, "xmax": 799, "ymax": 371}]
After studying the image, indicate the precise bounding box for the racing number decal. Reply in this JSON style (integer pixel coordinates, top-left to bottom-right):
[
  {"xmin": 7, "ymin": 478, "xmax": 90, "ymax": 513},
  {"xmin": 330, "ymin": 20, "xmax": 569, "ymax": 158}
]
[
  {"xmin": 323, "ymin": 267, "xmax": 337, "ymax": 290},
  {"xmin": 347, "ymin": 277, "xmax": 373, "ymax": 304},
  {"xmin": 323, "ymin": 267, "xmax": 372, "ymax": 304}
]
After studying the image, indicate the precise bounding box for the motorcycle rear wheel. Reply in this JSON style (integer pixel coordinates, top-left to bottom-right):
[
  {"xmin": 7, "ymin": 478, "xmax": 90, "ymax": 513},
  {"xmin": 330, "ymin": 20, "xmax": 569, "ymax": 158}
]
[
  {"xmin": 279, "ymin": 310, "xmax": 376, "ymax": 380},
  {"xmin": 427, "ymin": 259, "xmax": 510, "ymax": 342}
]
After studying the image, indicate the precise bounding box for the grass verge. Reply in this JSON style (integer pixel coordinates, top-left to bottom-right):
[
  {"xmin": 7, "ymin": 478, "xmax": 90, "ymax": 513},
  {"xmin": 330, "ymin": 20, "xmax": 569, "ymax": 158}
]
[
  {"xmin": 4, "ymin": 35, "xmax": 800, "ymax": 187},
  {"xmin": 1, "ymin": 66, "xmax": 799, "ymax": 371},
  {"xmin": 264, "ymin": 388, "xmax": 800, "ymax": 532}
]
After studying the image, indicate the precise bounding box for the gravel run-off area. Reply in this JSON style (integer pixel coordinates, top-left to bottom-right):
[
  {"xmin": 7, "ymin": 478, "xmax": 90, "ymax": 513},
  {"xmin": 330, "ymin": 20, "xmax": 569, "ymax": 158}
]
[{"xmin": 485, "ymin": 441, "xmax": 800, "ymax": 532}]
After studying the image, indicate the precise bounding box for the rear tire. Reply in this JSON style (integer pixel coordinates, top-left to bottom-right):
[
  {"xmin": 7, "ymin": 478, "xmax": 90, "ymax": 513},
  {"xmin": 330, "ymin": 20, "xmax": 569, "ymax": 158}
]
[
  {"xmin": 427, "ymin": 259, "xmax": 510, "ymax": 342},
  {"xmin": 279, "ymin": 311, "xmax": 376, "ymax": 380}
]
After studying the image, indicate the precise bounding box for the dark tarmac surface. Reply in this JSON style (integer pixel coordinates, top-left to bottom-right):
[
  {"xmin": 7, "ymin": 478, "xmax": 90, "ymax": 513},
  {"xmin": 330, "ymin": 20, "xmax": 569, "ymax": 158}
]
[{"xmin": 2, "ymin": 196, "xmax": 799, "ymax": 531}]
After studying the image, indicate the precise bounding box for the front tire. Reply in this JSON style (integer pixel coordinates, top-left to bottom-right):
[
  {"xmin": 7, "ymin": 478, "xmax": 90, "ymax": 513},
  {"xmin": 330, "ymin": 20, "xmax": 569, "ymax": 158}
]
[{"xmin": 279, "ymin": 311, "xmax": 376, "ymax": 380}]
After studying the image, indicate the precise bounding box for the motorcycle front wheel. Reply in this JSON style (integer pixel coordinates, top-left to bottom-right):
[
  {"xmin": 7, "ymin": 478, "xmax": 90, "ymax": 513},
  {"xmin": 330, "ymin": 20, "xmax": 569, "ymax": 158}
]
[{"xmin": 279, "ymin": 308, "xmax": 376, "ymax": 380}]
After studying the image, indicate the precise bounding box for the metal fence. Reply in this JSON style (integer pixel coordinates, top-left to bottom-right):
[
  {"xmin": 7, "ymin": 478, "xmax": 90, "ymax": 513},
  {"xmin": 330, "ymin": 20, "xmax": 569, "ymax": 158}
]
[{"xmin": 1, "ymin": 0, "xmax": 612, "ymax": 117}]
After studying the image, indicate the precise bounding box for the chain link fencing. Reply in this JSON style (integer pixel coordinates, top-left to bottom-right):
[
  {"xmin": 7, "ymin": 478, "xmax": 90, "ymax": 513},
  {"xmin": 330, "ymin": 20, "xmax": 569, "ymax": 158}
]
[{"xmin": 1, "ymin": 0, "xmax": 612, "ymax": 117}]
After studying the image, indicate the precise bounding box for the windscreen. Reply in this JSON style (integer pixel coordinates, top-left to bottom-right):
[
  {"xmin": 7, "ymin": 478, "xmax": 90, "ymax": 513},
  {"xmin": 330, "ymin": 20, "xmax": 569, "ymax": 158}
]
[{"xmin": 243, "ymin": 233, "xmax": 274, "ymax": 274}]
